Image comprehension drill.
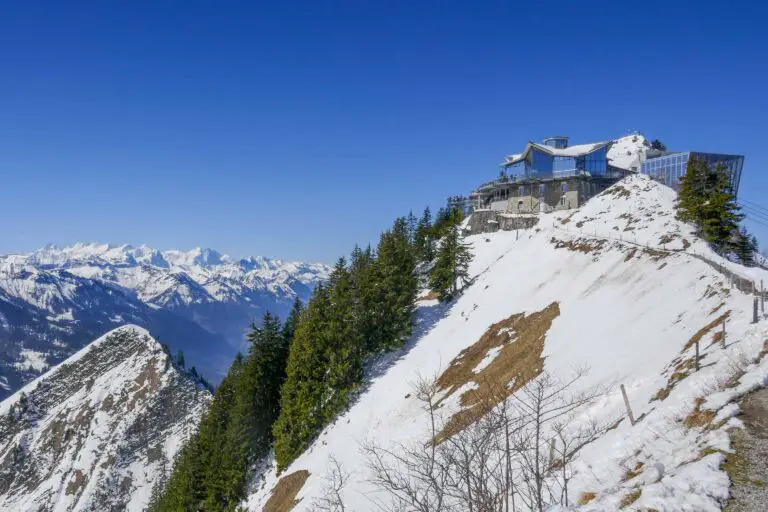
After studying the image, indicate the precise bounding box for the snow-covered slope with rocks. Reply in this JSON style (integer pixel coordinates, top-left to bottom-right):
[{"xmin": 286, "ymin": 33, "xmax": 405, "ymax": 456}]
[
  {"xmin": 247, "ymin": 175, "xmax": 768, "ymax": 511},
  {"xmin": 0, "ymin": 244, "xmax": 330, "ymax": 400},
  {"xmin": 0, "ymin": 325, "xmax": 211, "ymax": 512}
]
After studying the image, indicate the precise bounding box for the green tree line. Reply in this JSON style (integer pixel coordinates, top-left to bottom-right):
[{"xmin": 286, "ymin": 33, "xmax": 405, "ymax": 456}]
[{"xmin": 151, "ymin": 206, "xmax": 473, "ymax": 510}]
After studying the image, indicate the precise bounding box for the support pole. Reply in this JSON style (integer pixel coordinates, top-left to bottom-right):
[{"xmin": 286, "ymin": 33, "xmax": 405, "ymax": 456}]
[
  {"xmin": 762, "ymin": 280, "xmax": 764, "ymax": 314},
  {"xmin": 754, "ymin": 297, "xmax": 759, "ymax": 324},
  {"xmin": 620, "ymin": 384, "xmax": 635, "ymax": 426}
]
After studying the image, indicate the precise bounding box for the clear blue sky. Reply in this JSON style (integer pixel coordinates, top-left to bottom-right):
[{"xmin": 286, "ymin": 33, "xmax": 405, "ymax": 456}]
[{"xmin": 1, "ymin": 1, "xmax": 766, "ymax": 264}]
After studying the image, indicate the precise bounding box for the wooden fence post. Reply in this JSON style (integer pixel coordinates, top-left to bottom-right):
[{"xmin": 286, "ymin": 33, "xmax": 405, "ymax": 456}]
[
  {"xmin": 754, "ymin": 298, "xmax": 759, "ymax": 324},
  {"xmin": 722, "ymin": 318, "xmax": 726, "ymax": 348},
  {"xmin": 620, "ymin": 384, "xmax": 636, "ymax": 426}
]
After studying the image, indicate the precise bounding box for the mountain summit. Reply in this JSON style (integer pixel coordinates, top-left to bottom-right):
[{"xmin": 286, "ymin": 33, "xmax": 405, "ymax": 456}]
[
  {"xmin": 0, "ymin": 244, "xmax": 330, "ymax": 400},
  {"xmin": 0, "ymin": 326, "xmax": 211, "ymax": 511}
]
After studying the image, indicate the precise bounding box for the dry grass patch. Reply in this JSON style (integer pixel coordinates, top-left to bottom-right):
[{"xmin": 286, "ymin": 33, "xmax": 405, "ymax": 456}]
[
  {"xmin": 624, "ymin": 248, "xmax": 638, "ymax": 262},
  {"xmin": 551, "ymin": 237, "xmax": 606, "ymax": 255},
  {"xmin": 264, "ymin": 470, "xmax": 310, "ymax": 512},
  {"xmin": 623, "ymin": 462, "xmax": 645, "ymax": 481},
  {"xmin": 601, "ymin": 185, "xmax": 632, "ymax": 199},
  {"xmin": 619, "ymin": 489, "xmax": 641, "ymax": 509},
  {"xmin": 683, "ymin": 397, "xmax": 716, "ymax": 429},
  {"xmin": 684, "ymin": 312, "xmax": 730, "ymax": 351},
  {"xmin": 710, "ymin": 302, "xmax": 726, "ymax": 315},
  {"xmin": 419, "ymin": 290, "xmax": 440, "ymax": 301},
  {"xmin": 434, "ymin": 302, "xmax": 560, "ymax": 442},
  {"xmin": 659, "ymin": 234, "xmax": 677, "ymax": 245},
  {"xmin": 577, "ymin": 491, "xmax": 598, "ymax": 505}
]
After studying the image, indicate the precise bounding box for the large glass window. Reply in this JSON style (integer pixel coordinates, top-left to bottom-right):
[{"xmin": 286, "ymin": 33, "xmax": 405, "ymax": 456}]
[
  {"xmin": 583, "ymin": 146, "xmax": 608, "ymax": 176},
  {"xmin": 530, "ymin": 148, "xmax": 553, "ymax": 175},
  {"xmin": 553, "ymin": 156, "xmax": 577, "ymax": 176}
]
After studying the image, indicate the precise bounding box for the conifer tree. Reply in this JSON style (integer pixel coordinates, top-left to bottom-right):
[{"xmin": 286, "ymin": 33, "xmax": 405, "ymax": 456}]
[
  {"xmin": 430, "ymin": 209, "xmax": 473, "ymax": 301},
  {"xmin": 375, "ymin": 217, "xmax": 418, "ymax": 350},
  {"xmin": 677, "ymin": 159, "xmax": 742, "ymax": 254},
  {"xmin": 733, "ymin": 226, "xmax": 759, "ymax": 266},
  {"xmin": 415, "ymin": 207, "xmax": 434, "ymax": 262},
  {"xmin": 273, "ymin": 285, "xmax": 332, "ymax": 471}
]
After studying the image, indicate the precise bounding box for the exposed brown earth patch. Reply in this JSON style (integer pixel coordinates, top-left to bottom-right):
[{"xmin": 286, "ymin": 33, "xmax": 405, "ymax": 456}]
[
  {"xmin": 601, "ymin": 185, "xmax": 631, "ymax": 199},
  {"xmin": 683, "ymin": 397, "xmax": 716, "ymax": 429},
  {"xmin": 578, "ymin": 491, "xmax": 598, "ymax": 505},
  {"xmin": 551, "ymin": 237, "xmax": 606, "ymax": 255},
  {"xmin": 710, "ymin": 302, "xmax": 726, "ymax": 315},
  {"xmin": 129, "ymin": 358, "xmax": 161, "ymax": 410},
  {"xmin": 684, "ymin": 312, "xmax": 730, "ymax": 351},
  {"xmin": 435, "ymin": 302, "xmax": 560, "ymax": 441},
  {"xmin": 264, "ymin": 470, "xmax": 310, "ymax": 512},
  {"xmin": 65, "ymin": 469, "xmax": 87, "ymax": 496}
]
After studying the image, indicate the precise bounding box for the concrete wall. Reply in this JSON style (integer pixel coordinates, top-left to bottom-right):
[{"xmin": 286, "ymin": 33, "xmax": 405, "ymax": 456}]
[{"xmin": 465, "ymin": 210, "xmax": 539, "ymax": 235}]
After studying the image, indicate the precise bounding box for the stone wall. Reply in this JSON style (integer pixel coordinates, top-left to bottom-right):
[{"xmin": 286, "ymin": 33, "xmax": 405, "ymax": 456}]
[{"xmin": 465, "ymin": 210, "xmax": 539, "ymax": 235}]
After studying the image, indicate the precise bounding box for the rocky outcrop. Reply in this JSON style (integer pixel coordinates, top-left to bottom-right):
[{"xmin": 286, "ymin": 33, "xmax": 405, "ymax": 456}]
[{"xmin": 0, "ymin": 326, "xmax": 211, "ymax": 511}]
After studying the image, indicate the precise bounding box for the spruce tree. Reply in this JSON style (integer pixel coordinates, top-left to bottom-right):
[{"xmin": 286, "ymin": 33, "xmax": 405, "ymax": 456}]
[
  {"xmin": 733, "ymin": 226, "xmax": 758, "ymax": 266},
  {"xmin": 677, "ymin": 159, "xmax": 742, "ymax": 254},
  {"xmin": 430, "ymin": 209, "xmax": 473, "ymax": 301},
  {"xmin": 273, "ymin": 285, "xmax": 332, "ymax": 471},
  {"xmin": 415, "ymin": 207, "xmax": 434, "ymax": 262},
  {"xmin": 375, "ymin": 217, "xmax": 418, "ymax": 350}
]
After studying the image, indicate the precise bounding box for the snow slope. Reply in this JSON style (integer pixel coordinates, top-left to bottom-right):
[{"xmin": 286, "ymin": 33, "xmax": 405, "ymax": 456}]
[
  {"xmin": 246, "ymin": 175, "xmax": 768, "ymax": 511},
  {"xmin": 0, "ymin": 325, "xmax": 211, "ymax": 512}
]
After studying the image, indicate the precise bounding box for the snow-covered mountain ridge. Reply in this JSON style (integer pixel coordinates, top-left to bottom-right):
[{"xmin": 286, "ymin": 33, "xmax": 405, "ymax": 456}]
[
  {"xmin": 0, "ymin": 325, "xmax": 211, "ymax": 512},
  {"xmin": 247, "ymin": 175, "xmax": 768, "ymax": 511},
  {"xmin": 0, "ymin": 244, "xmax": 330, "ymax": 400}
]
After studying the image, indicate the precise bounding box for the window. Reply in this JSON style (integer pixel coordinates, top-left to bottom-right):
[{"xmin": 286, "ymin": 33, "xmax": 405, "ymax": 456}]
[
  {"xmin": 539, "ymin": 184, "xmax": 545, "ymax": 196},
  {"xmin": 519, "ymin": 186, "xmax": 525, "ymax": 197},
  {"xmin": 561, "ymin": 182, "xmax": 568, "ymax": 193}
]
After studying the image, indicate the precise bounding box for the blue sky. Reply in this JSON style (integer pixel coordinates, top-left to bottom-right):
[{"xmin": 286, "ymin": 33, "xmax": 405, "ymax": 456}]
[{"xmin": 1, "ymin": 1, "xmax": 766, "ymax": 264}]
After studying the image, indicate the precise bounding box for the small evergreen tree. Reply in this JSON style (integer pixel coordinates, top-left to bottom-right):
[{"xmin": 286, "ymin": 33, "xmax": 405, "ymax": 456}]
[
  {"xmin": 414, "ymin": 207, "xmax": 435, "ymax": 262},
  {"xmin": 430, "ymin": 209, "xmax": 473, "ymax": 302},
  {"xmin": 650, "ymin": 139, "xmax": 667, "ymax": 151},
  {"xmin": 174, "ymin": 350, "xmax": 185, "ymax": 369},
  {"xmin": 733, "ymin": 226, "xmax": 759, "ymax": 266}
]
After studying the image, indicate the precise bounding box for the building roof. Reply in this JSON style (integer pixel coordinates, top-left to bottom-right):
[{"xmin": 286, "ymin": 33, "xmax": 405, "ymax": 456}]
[
  {"xmin": 501, "ymin": 141, "xmax": 611, "ymax": 167},
  {"xmin": 501, "ymin": 133, "xmax": 650, "ymax": 171}
]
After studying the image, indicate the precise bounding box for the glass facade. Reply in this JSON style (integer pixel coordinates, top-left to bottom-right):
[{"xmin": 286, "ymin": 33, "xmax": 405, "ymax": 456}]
[
  {"xmin": 640, "ymin": 152, "xmax": 744, "ymax": 193},
  {"xmin": 504, "ymin": 145, "xmax": 610, "ymax": 180},
  {"xmin": 581, "ymin": 146, "xmax": 608, "ymax": 176}
]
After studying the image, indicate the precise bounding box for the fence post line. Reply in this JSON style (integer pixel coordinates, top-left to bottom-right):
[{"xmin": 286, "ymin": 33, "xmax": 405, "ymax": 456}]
[{"xmin": 620, "ymin": 384, "xmax": 636, "ymax": 426}]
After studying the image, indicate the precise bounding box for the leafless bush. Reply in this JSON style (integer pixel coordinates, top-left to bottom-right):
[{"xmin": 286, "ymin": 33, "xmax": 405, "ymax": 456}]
[
  {"xmin": 363, "ymin": 368, "xmax": 613, "ymax": 512},
  {"xmin": 311, "ymin": 455, "xmax": 349, "ymax": 512}
]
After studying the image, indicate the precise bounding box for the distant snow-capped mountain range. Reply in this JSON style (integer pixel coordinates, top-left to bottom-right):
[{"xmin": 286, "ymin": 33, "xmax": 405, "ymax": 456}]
[{"xmin": 0, "ymin": 243, "xmax": 330, "ymax": 400}]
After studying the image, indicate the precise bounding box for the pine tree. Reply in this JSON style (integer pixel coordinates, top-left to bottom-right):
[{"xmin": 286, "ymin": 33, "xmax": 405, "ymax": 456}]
[
  {"xmin": 414, "ymin": 207, "xmax": 434, "ymax": 262},
  {"xmin": 733, "ymin": 226, "xmax": 758, "ymax": 266},
  {"xmin": 650, "ymin": 139, "xmax": 667, "ymax": 151},
  {"xmin": 174, "ymin": 350, "xmax": 185, "ymax": 369},
  {"xmin": 273, "ymin": 285, "xmax": 332, "ymax": 471},
  {"xmin": 677, "ymin": 158, "xmax": 742, "ymax": 254},
  {"xmin": 430, "ymin": 209, "xmax": 473, "ymax": 301},
  {"xmin": 375, "ymin": 217, "xmax": 418, "ymax": 350},
  {"xmin": 406, "ymin": 210, "xmax": 418, "ymax": 245}
]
